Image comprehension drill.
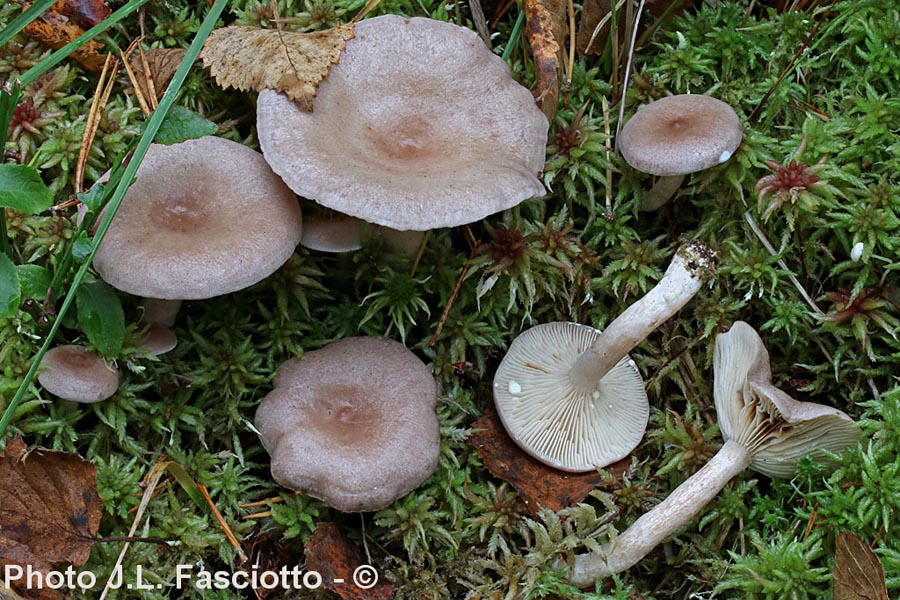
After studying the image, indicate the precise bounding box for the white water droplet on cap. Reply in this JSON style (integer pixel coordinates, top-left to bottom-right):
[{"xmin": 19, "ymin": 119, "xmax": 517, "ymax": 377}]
[
  {"xmin": 508, "ymin": 380, "xmax": 522, "ymax": 394},
  {"xmin": 718, "ymin": 150, "xmax": 732, "ymax": 163}
]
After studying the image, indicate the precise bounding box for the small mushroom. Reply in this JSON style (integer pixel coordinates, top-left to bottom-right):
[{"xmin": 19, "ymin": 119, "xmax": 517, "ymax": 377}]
[
  {"xmin": 493, "ymin": 241, "xmax": 717, "ymax": 471},
  {"xmin": 300, "ymin": 212, "xmax": 425, "ymax": 256},
  {"xmin": 254, "ymin": 336, "xmax": 440, "ymax": 512},
  {"xmin": 93, "ymin": 136, "xmax": 302, "ymax": 300},
  {"xmin": 257, "ymin": 15, "xmax": 548, "ymax": 231},
  {"xmin": 568, "ymin": 321, "xmax": 860, "ymax": 586},
  {"xmin": 618, "ymin": 94, "xmax": 742, "ymax": 211},
  {"xmin": 38, "ymin": 345, "xmax": 119, "ymax": 403},
  {"xmin": 136, "ymin": 298, "xmax": 181, "ymax": 355}
]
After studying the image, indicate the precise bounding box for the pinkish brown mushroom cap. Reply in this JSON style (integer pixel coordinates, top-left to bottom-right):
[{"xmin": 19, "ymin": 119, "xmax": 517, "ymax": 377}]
[
  {"xmin": 38, "ymin": 345, "xmax": 119, "ymax": 403},
  {"xmin": 254, "ymin": 336, "xmax": 440, "ymax": 512},
  {"xmin": 257, "ymin": 15, "xmax": 548, "ymax": 231},
  {"xmin": 93, "ymin": 136, "xmax": 302, "ymax": 300},
  {"xmin": 619, "ymin": 94, "xmax": 743, "ymax": 176}
]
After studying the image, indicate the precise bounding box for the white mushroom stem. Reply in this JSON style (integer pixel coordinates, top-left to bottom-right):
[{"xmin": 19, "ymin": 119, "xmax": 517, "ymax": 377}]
[
  {"xmin": 569, "ymin": 439, "xmax": 750, "ymax": 586},
  {"xmin": 140, "ymin": 298, "xmax": 182, "ymax": 327},
  {"xmin": 569, "ymin": 241, "xmax": 716, "ymax": 394},
  {"xmin": 638, "ymin": 175, "xmax": 685, "ymax": 212}
]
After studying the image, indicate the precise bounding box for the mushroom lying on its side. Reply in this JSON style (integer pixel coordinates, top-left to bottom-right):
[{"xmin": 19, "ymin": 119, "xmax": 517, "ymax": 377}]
[
  {"xmin": 493, "ymin": 241, "xmax": 717, "ymax": 472},
  {"xmin": 568, "ymin": 321, "xmax": 860, "ymax": 587}
]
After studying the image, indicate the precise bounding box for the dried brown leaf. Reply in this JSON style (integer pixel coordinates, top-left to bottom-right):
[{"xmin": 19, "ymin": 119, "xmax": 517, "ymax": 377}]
[
  {"xmin": 468, "ymin": 406, "xmax": 627, "ymax": 517},
  {"xmin": 834, "ymin": 531, "xmax": 889, "ymax": 600},
  {"xmin": 201, "ymin": 25, "xmax": 356, "ymax": 112},
  {"xmin": 21, "ymin": 4, "xmax": 108, "ymax": 71},
  {"xmin": 0, "ymin": 437, "xmax": 102, "ymax": 600},
  {"xmin": 304, "ymin": 523, "xmax": 394, "ymax": 600},
  {"xmin": 128, "ymin": 48, "xmax": 188, "ymax": 103},
  {"xmin": 524, "ymin": 0, "xmax": 567, "ymax": 121},
  {"xmin": 51, "ymin": 0, "xmax": 111, "ymax": 30}
]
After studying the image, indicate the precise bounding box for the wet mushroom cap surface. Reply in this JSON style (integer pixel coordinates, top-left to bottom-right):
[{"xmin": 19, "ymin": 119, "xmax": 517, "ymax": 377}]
[
  {"xmin": 257, "ymin": 15, "xmax": 549, "ymax": 231},
  {"xmin": 38, "ymin": 345, "xmax": 119, "ymax": 403},
  {"xmin": 93, "ymin": 136, "xmax": 302, "ymax": 300},
  {"xmin": 618, "ymin": 94, "xmax": 743, "ymax": 176},
  {"xmin": 493, "ymin": 322, "xmax": 649, "ymax": 472},
  {"xmin": 254, "ymin": 336, "xmax": 440, "ymax": 512}
]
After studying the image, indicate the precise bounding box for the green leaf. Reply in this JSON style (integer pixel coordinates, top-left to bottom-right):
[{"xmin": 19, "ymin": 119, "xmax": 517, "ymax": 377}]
[
  {"xmin": 76, "ymin": 280, "xmax": 125, "ymax": 358},
  {"xmin": 77, "ymin": 182, "xmax": 107, "ymax": 213},
  {"xmin": 151, "ymin": 106, "xmax": 217, "ymax": 145},
  {"xmin": 71, "ymin": 232, "xmax": 95, "ymax": 264},
  {"xmin": 0, "ymin": 253, "xmax": 21, "ymax": 318},
  {"xmin": 0, "ymin": 164, "xmax": 53, "ymax": 214},
  {"xmin": 16, "ymin": 264, "xmax": 51, "ymax": 301}
]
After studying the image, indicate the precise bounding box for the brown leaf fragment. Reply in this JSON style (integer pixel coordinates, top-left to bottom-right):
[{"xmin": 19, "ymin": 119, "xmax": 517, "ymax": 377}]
[
  {"xmin": 524, "ymin": 0, "xmax": 567, "ymax": 121},
  {"xmin": 834, "ymin": 531, "xmax": 889, "ymax": 600},
  {"xmin": 21, "ymin": 4, "xmax": 108, "ymax": 71},
  {"xmin": 201, "ymin": 24, "xmax": 356, "ymax": 112},
  {"xmin": 52, "ymin": 0, "xmax": 112, "ymax": 30},
  {"xmin": 304, "ymin": 522, "xmax": 394, "ymax": 600},
  {"xmin": 576, "ymin": 0, "xmax": 615, "ymax": 55},
  {"xmin": 0, "ymin": 436, "xmax": 102, "ymax": 600},
  {"xmin": 128, "ymin": 48, "xmax": 188, "ymax": 103},
  {"xmin": 468, "ymin": 405, "xmax": 628, "ymax": 517}
]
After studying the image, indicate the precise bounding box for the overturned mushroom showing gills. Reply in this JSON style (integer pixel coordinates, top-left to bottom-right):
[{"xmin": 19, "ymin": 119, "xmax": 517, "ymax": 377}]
[
  {"xmin": 494, "ymin": 241, "xmax": 717, "ymax": 472},
  {"xmin": 569, "ymin": 321, "xmax": 860, "ymax": 586},
  {"xmin": 38, "ymin": 345, "xmax": 119, "ymax": 403},
  {"xmin": 93, "ymin": 136, "xmax": 302, "ymax": 300},
  {"xmin": 257, "ymin": 15, "xmax": 548, "ymax": 231},
  {"xmin": 618, "ymin": 94, "xmax": 742, "ymax": 211},
  {"xmin": 254, "ymin": 337, "xmax": 440, "ymax": 512}
]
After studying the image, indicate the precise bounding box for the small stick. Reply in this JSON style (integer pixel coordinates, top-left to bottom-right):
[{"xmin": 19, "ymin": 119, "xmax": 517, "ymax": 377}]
[
  {"xmin": 242, "ymin": 510, "xmax": 274, "ymax": 520},
  {"xmin": 198, "ymin": 483, "xmax": 247, "ymax": 562},
  {"xmin": 566, "ymin": 0, "xmax": 575, "ymax": 85},
  {"xmin": 75, "ymin": 53, "xmax": 118, "ymax": 193}
]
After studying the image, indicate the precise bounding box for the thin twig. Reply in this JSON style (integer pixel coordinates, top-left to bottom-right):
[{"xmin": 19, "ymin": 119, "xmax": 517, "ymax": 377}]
[
  {"xmin": 75, "ymin": 53, "xmax": 118, "ymax": 193},
  {"xmin": 198, "ymin": 483, "xmax": 247, "ymax": 562},
  {"xmin": 615, "ymin": 0, "xmax": 645, "ymax": 146},
  {"xmin": 566, "ymin": 0, "xmax": 575, "ymax": 85}
]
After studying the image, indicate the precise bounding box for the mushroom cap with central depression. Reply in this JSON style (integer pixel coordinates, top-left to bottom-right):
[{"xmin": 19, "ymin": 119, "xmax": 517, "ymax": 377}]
[
  {"xmin": 256, "ymin": 15, "xmax": 549, "ymax": 231},
  {"xmin": 493, "ymin": 322, "xmax": 649, "ymax": 472},
  {"xmin": 618, "ymin": 94, "xmax": 743, "ymax": 177},
  {"xmin": 254, "ymin": 336, "xmax": 440, "ymax": 512},
  {"xmin": 93, "ymin": 136, "xmax": 302, "ymax": 300}
]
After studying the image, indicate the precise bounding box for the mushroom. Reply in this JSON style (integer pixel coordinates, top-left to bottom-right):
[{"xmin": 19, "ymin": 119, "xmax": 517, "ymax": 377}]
[
  {"xmin": 38, "ymin": 345, "xmax": 119, "ymax": 403},
  {"xmin": 254, "ymin": 336, "xmax": 440, "ymax": 512},
  {"xmin": 136, "ymin": 298, "xmax": 181, "ymax": 355},
  {"xmin": 493, "ymin": 240, "xmax": 718, "ymax": 471},
  {"xmin": 568, "ymin": 321, "xmax": 860, "ymax": 586},
  {"xmin": 618, "ymin": 94, "xmax": 742, "ymax": 211},
  {"xmin": 300, "ymin": 212, "xmax": 425, "ymax": 256},
  {"xmin": 93, "ymin": 136, "xmax": 302, "ymax": 300},
  {"xmin": 256, "ymin": 15, "xmax": 549, "ymax": 231}
]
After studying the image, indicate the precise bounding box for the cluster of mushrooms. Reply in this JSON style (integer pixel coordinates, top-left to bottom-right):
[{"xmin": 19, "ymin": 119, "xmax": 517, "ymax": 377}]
[{"xmin": 35, "ymin": 12, "xmax": 861, "ymax": 587}]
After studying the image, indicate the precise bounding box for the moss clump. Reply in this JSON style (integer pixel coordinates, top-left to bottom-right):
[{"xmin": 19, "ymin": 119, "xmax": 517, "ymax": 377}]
[{"xmin": 2, "ymin": 0, "xmax": 899, "ymax": 597}]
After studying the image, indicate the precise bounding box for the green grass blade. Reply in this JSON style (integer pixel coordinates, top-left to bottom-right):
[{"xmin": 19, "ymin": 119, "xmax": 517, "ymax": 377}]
[
  {"xmin": 0, "ymin": 0, "xmax": 56, "ymax": 49},
  {"xmin": 17, "ymin": 0, "xmax": 152, "ymax": 87},
  {"xmin": 0, "ymin": 0, "xmax": 230, "ymax": 438}
]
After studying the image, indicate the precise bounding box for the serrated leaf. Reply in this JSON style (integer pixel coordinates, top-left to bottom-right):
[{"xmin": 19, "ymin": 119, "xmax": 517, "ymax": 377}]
[
  {"xmin": 151, "ymin": 105, "xmax": 217, "ymax": 145},
  {"xmin": 0, "ymin": 253, "xmax": 21, "ymax": 318},
  {"xmin": 15, "ymin": 264, "xmax": 51, "ymax": 301},
  {"xmin": 201, "ymin": 24, "xmax": 355, "ymax": 112},
  {"xmin": 76, "ymin": 280, "xmax": 125, "ymax": 358},
  {"xmin": 0, "ymin": 164, "xmax": 53, "ymax": 214}
]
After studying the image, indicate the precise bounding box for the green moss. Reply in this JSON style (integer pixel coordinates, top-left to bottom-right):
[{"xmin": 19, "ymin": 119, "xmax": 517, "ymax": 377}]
[{"xmin": 2, "ymin": 0, "xmax": 900, "ymax": 597}]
